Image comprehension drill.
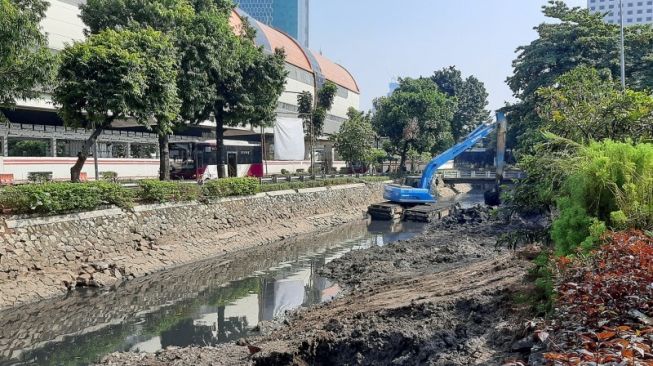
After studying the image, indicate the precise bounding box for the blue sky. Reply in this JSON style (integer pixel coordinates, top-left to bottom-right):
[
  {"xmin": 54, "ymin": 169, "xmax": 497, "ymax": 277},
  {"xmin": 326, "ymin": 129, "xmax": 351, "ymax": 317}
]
[{"xmin": 310, "ymin": 0, "xmax": 587, "ymax": 113}]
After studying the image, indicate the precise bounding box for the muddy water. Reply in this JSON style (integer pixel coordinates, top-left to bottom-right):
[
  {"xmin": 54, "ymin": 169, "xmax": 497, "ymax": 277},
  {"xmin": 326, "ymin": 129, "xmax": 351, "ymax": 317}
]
[{"xmin": 0, "ymin": 221, "xmax": 432, "ymax": 365}]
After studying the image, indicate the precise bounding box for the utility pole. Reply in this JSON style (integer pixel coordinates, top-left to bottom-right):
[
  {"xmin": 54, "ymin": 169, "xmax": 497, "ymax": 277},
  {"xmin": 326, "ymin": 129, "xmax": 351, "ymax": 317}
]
[
  {"xmin": 619, "ymin": 0, "xmax": 626, "ymax": 91},
  {"xmin": 93, "ymin": 140, "xmax": 99, "ymax": 181}
]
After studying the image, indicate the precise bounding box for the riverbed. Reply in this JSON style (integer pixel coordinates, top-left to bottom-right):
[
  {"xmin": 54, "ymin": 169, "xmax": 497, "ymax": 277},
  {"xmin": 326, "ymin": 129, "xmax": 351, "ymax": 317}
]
[{"xmin": 0, "ymin": 218, "xmax": 432, "ymax": 365}]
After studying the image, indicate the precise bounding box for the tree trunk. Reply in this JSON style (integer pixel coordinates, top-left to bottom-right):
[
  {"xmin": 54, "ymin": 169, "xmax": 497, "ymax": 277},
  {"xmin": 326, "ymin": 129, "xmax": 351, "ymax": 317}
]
[
  {"xmin": 215, "ymin": 109, "xmax": 225, "ymax": 179},
  {"xmin": 70, "ymin": 125, "xmax": 104, "ymax": 182},
  {"xmin": 398, "ymin": 142, "xmax": 409, "ymax": 174},
  {"xmin": 158, "ymin": 133, "xmax": 170, "ymax": 181}
]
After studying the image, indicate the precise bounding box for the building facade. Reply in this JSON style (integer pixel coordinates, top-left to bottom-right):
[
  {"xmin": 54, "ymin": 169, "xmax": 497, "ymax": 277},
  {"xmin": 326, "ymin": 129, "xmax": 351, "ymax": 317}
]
[
  {"xmin": 236, "ymin": 0, "xmax": 309, "ymax": 47},
  {"xmin": 0, "ymin": 1, "xmax": 358, "ymax": 181},
  {"xmin": 588, "ymin": 0, "xmax": 653, "ymax": 25}
]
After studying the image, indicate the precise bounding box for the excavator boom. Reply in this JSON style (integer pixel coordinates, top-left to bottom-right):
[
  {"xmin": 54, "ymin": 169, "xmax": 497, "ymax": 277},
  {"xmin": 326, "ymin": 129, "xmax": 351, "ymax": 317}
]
[{"xmin": 383, "ymin": 121, "xmax": 497, "ymax": 204}]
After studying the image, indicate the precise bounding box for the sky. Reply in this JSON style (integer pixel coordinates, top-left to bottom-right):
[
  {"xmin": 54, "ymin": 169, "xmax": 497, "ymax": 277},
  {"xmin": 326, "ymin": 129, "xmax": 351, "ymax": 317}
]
[{"xmin": 310, "ymin": 0, "xmax": 587, "ymax": 114}]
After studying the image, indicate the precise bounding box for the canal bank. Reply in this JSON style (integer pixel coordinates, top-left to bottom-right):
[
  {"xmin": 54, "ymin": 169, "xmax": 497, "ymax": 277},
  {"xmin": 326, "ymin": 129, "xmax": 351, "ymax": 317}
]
[{"xmin": 0, "ymin": 182, "xmax": 385, "ymax": 310}]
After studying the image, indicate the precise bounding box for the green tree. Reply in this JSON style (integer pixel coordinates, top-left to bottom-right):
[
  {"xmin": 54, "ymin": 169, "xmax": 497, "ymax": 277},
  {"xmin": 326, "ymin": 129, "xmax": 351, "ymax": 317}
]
[
  {"xmin": 331, "ymin": 108, "xmax": 375, "ymax": 169},
  {"xmin": 432, "ymin": 66, "xmax": 490, "ymax": 142},
  {"xmin": 0, "ymin": 0, "xmax": 54, "ymax": 112},
  {"xmin": 505, "ymin": 0, "xmax": 653, "ymax": 150},
  {"xmin": 372, "ymin": 77, "xmax": 455, "ymax": 172},
  {"xmin": 53, "ymin": 28, "xmax": 180, "ymax": 182},
  {"xmin": 298, "ymin": 81, "xmax": 338, "ymax": 172},
  {"xmin": 80, "ymin": 0, "xmax": 194, "ymax": 180},
  {"xmin": 537, "ymin": 66, "xmax": 653, "ymax": 143},
  {"xmin": 173, "ymin": 7, "xmax": 286, "ymax": 179}
]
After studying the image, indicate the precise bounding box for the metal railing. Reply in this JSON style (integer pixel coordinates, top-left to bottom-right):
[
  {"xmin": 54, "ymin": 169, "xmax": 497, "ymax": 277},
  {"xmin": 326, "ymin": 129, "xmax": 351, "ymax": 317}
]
[{"xmin": 439, "ymin": 169, "xmax": 525, "ymax": 180}]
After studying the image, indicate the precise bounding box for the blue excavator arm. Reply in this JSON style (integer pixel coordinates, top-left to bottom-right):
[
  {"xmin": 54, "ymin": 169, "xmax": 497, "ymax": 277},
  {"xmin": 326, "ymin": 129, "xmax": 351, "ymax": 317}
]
[{"xmin": 383, "ymin": 121, "xmax": 497, "ymax": 204}]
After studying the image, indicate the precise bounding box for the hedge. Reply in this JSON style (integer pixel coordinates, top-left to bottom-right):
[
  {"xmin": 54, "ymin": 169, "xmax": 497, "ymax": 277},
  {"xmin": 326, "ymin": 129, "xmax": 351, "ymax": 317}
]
[
  {"xmin": 137, "ymin": 180, "xmax": 201, "ymax": 203},
  {"xmin": 202, "ymin": 177, "xmax": 260, "ymax": 198},
  {"xmin": 0, "ymin": 181, "xmax": 133, "ymax": 215},
  {"xmin": 0, "ymin": 176, "xmax": 390, "ymax": 215}
]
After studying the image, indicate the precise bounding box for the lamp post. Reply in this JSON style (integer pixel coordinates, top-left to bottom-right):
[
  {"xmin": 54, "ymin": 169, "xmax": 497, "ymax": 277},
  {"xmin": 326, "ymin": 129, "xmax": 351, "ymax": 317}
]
[{"xmin": 619, "ymin": 0, "xmax": 626, "ymax": 91}]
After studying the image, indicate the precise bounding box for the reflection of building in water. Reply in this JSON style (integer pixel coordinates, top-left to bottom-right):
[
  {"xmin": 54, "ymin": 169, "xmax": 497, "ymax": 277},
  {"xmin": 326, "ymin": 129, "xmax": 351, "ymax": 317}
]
[
  {"xmin": 259, "ymin": 259, "xmax": 341, "ymax": 320},
  {"xmin": 156, "ymin": 293, "xmax": 259, "ymax": 348}
]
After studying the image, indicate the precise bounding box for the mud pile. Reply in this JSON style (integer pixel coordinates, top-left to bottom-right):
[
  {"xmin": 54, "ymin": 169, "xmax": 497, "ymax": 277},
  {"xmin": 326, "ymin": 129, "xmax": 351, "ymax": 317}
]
[{"xmin": 99, "ymin": 207, "xmax": 535, "ymax": 366}]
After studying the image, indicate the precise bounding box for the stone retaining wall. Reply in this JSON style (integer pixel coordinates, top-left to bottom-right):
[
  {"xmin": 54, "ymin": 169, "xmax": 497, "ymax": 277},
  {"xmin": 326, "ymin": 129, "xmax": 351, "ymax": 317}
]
[{"xmin": 0, "ymin": 183, "xmax": 384, "ymax": 310}]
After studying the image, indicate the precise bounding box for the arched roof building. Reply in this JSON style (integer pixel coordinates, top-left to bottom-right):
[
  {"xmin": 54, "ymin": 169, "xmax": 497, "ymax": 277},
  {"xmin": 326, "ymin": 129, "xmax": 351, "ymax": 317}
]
[{"xmin": 230, "ymin": 9, "xmax": 359, "ymax": 94}]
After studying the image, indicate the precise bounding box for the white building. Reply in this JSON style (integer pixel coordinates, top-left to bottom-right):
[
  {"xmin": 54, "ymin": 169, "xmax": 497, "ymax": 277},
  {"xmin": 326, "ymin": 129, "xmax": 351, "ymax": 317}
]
[
  {"xmin": 588, "ymin": 0, "xmax": 653, "ymax": 25},
  {"xmin": 0, "ymin": 2, "xmax": 360, "ymax": 180}
]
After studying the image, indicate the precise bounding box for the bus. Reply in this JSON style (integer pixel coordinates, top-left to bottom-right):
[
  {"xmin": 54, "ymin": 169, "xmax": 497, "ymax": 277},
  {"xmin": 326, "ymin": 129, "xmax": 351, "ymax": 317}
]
[{"xmin": 170, "ymin": 140, "xmax": 264, "ymax": 180}]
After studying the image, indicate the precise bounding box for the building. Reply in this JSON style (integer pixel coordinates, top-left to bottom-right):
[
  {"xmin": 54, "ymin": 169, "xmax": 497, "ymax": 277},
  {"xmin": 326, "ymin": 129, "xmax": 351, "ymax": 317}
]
[
  {"xmin": 235, "ymin": 0, "xmax": 309, "ymax": 47},
  {"xmin": 0, "ymin": 1, "xmax": 359, "ymax": 181},
  {"xmin": 388, "ymin": 79, "xmax": 399, "ymax": 96},
  {"xmin": 588, "ymin": 0, "xmax": 653, "ymax": 25}
]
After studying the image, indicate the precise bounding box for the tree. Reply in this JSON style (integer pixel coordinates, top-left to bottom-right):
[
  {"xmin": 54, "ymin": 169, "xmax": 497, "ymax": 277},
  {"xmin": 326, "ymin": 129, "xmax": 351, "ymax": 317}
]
[
  {"xmin": 505, "ymin": 0, "xmax": 653, "ymax": 150},
  {"xmin": 331, "ymin": 108, "xmax": 375, "ymax": 169},
  {"xmin": 372, "ymin": 77, "xmax": 455, "ymax": 172},
  {"xmin": 81, "ymin": 0, "xmax": 194, "ymax": 180},
  {"xmin": 297, "ymin": 81, "xmax": 338, "ymax": 173},
  {"xmin": 0, "ymin": 0, "xmax": 54, "ymax": 111},
  {"xmin": 537, "ymin": 66, "xmax": 653, "ymax": 143},
  {"xmin": 53, "ymin": 28, "xmax": 180, "ymax": 182}
]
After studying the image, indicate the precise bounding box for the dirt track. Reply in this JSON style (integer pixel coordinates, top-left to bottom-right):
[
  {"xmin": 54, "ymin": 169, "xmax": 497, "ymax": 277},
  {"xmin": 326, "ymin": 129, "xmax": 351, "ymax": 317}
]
[{"xmin": 99, "ymin": 208, "xmax": 535, "ymax": 366}]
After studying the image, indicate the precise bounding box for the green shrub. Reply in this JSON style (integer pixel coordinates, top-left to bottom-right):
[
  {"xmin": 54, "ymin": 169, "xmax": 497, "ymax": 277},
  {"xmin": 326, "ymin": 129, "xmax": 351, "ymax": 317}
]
[
  {"xmin": 552, "ymin": 140, "xmax": 653, "ymax": 255},
  {"xmin": 202, "ymin": 178, "xmax": 260, "ymax": 198},
  {"xmin": 280, "ymin": 169, "xmax": 289, "ymax": 175},
  {"xmin": 101, "ymin": 171, "xmax": 118, "ymax": 182},
  {"xmin": 137, "ymin": 180, "xmax": 200, "ymax": 203},
  {"xmin": 27, "ymin": 171, "xmax": 52, "ymax": 183},
  {"xmin": 0, "ymin": 182, "xmax": 133, "ymax": 215}
]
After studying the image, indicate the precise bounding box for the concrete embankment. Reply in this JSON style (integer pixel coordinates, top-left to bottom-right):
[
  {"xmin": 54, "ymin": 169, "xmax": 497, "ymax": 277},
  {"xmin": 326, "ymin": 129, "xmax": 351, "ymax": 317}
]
[{"xmin": 0, "ymin": 182, "xmax": 384, "ymax": 310}]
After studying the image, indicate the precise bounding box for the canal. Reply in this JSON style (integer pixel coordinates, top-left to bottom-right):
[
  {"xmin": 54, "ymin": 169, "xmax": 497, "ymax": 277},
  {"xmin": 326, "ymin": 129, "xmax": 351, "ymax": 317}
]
[{"xmin": 0, "ymin": 192, "xmax": 483, "ymax": 366}]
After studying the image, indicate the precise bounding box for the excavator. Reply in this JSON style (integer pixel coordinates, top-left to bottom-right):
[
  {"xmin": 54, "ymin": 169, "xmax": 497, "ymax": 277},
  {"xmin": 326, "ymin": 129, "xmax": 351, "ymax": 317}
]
[{"xmin": 370, "ymin": 112, "xmax": 507, "ymax": 221}]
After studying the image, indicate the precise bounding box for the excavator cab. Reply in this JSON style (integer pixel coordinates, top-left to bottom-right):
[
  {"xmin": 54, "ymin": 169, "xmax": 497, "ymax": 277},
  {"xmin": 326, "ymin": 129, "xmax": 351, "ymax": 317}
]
[{"xmin": 403, "ymin": 176, "xmax": 422, "ymax": 188}]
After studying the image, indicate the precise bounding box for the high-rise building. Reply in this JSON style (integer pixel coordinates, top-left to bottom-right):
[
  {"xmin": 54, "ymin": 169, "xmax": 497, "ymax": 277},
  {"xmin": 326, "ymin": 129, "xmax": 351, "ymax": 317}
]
[
  {"xmin": 588, "ymin": 0, "xmax": 653, "ymax": 25},
  {"xmin": 236, "ymin": 0, "xmax": 309, "ymax": 47}
]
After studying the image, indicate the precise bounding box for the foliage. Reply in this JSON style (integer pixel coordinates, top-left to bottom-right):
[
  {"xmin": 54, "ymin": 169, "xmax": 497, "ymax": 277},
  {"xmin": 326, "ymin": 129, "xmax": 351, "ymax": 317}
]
[
  {"xmin": 543, "ymin": 231, "xmax": 653, "ymax": 364},
  {"xmin": 100, "ymin": 171, "xmax": 118, "ymax": 182},
  {"xmin": 202, "ymin": 177, "xmax": 260, "ymax": 197},
  {"xmin": 258, "ymin": 176, "xmax": 389, "ymax": 193},
  {"xmin": 331, "ymin": 108, "xmax": 376, "ymax": 168},
  {"xmin": 505, "ymin": 1, "xmax": 653, "ymax": 150},
  {"xmin": 0, "ymin": 0, "xmax": 54, "ymax": 108},
  {"xmin": 27, "ymin": 171, "xmax": 52, "ymax": 183},
  {"xmin": 552, "ymin": 140, "xmax": 653, "ymax": 255},
  {"xmin": 431, "ymin": 66, "xmax": 490, "ymax": 142},
  {"xmin": 372, "ymin": 77, "xmax": 455, "ymax": 171},
  {"xmin": 8, "ymin": 140, "xmax": 48, "ymax": 157},
  {"xmin": 81, "ymin": 0, "xmax": 204, "ymax": 180},
  {"xmin": 503, "ymin": 133, "xmax": 580, "ymax": 215},
  {"xmin": 537, "ymin": 66, "xmax": 653, "ymax": 143},
  {"xmin": 0, "ymin": 181, "xmax": 133, "ymax": 214},
  {"xmin": 137, "ymin": 180, "xmax": 200, "ymax": 203},
  {"xmin": 53, "ymin": 28, "xmax": 180, "ymax": 181}
]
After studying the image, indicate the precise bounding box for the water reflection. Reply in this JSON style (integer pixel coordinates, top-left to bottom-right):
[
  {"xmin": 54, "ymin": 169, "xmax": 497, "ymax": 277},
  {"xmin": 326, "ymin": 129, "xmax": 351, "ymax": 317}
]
[{"xmin": 0, "ymin": 219, "xmax": 426, "ymax": 366}]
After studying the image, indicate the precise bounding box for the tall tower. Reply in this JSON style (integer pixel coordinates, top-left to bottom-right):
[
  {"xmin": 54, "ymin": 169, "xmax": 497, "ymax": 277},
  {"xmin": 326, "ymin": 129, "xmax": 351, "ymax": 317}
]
[
  {"xmin": 588, "ymin": 0, "xmax": 653, "ymax": 25},
  {"xmin": 236, "ymin": 0, "xmax": 310, "ymax": 47}
]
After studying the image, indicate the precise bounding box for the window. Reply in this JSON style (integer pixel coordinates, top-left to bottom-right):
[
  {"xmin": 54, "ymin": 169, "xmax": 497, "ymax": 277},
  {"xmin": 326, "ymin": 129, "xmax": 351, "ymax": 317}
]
[
  {"xmin": 638, "ymin": 9, "xmax": 643, "ymax": 13},
  {"xmin": 637, "ymin": 17, "xmax": 643, "ymax": 21},
  {"xmin": 647, "ymin": 16, "xmax": 653, "ymax": 20}
]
